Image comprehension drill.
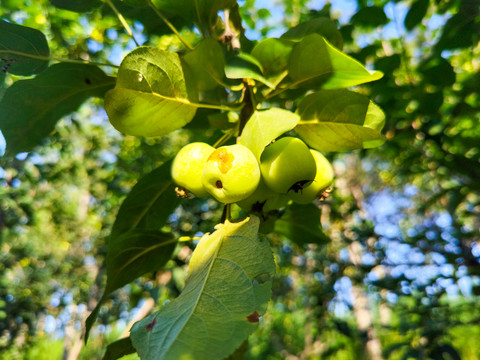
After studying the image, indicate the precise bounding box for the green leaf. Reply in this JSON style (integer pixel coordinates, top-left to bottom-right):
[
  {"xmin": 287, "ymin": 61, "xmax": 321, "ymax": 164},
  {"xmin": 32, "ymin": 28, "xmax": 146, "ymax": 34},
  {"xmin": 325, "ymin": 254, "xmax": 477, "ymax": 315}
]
[
  {"xmin": 105, "ymin": 230, "xmax": 176, "ymax": 294},
  {"xmin": 288, "ymin": 34, "xmax": 383, "ymax": 89},
  {"xmin": 0, "ymin": 63, "xmax": 114, "ymax": 155},
  {"xmin": 281, "ymin": 17, "xmax": 343, "ymax": 49},
  {"xmin": 225, "ymin": 52, "xmax": 275, "ymax": 88},
  {"xmin": 131, "ymin": 216, "xmax": 275, "ymax": 360},
  {"xmin": 239, "ymin": 108, "xmax": 299, "ymax": 160},
  {"xmin": 350, "ymin": 6, "xmax": 389, "ymax": 28},
  {"xmin": 103, "ymin": 337, "xmax": 136, "ymax": 360},
  {"xmin": 0, "ymin": 20, "xmax": 50, "ymax": 76},
  {"xmin": 404, "ymin": 0, "xmax": 430, "ymax": 30},
  {"xmin": 419, "ymin": 56, "xmax": 455, "ymax": 87},
  {"xmin": 251, "ymin": 38, "xmax": 292, "ymax": 84},
  {"xmin": 86, "ymin": 229, "xmax": 176, "ymax": 342},
  {"xmin": 110, "ymin": 160, "xmax": 180, "ymax": 236},
  {"xmin": 295, "ymin": 90, "xmax": 385, "ymax": 152},
  {"xmin": 274, "ymin": 203, "xmax": 329, "ymax": 245},
  {"xmin": 183, "ymin": 38, "xmax": 227, "ymax": 91},
  {"xmin": 105, "ymin": 47, "xmax": 198, "ymax": 137},
  {"xmin": 49, "ymin": 0, "xmax": 102, "ymax": 12}
]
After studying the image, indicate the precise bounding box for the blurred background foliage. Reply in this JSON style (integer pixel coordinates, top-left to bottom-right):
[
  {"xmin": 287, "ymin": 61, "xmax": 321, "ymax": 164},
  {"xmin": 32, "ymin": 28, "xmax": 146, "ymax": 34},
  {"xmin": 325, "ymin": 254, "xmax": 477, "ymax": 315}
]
[{"xmin": 0, "ymin": 0, "xmax": 479, "ymax": 359}]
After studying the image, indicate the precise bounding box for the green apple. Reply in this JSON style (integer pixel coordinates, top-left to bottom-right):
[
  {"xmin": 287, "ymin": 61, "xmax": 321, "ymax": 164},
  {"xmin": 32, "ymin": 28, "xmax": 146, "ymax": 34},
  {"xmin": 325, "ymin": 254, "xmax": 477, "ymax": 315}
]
[
  {"xmin": 260, "ymin": 137, "xmax": 316, "ymax": 194},
  {"xmin": 201, "ymin": 144, "xmax": 260, "ymax": 204},
  {"xmin": 288, "ymin": 150, "xmax": 334, "ymax": 204},
  {"xmin": 171, "ymin": 142, "xmax": 214, "ymax": 197}
]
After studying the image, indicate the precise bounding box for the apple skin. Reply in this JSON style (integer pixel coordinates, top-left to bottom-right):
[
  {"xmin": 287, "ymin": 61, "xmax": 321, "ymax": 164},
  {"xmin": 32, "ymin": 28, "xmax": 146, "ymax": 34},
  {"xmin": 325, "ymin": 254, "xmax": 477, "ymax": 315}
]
[
  {"xmin": 237, "ymin": 179, "xmax": 290, "ymax": 213},
  {"xmin": 171, "ymin": 142, "xmax": 214, "ymax": 197},
  {"xmin": 201, "ymin": 144, "xmax": 260, "ymax": 204},
  {"xmin": 260, "ymin": 137, "xmax": 316, "ymax": 194},
  {"xmin": 288, "ymin": 150, "xmax": 334, "ymax": 204}
]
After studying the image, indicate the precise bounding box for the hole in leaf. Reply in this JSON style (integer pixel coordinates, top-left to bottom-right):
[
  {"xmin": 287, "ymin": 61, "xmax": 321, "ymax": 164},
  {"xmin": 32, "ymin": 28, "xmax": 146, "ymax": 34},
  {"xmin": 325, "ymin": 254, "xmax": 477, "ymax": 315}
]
[{"xmin": 253, "ymin": 272, "xmax": 271, "ymax": 285}]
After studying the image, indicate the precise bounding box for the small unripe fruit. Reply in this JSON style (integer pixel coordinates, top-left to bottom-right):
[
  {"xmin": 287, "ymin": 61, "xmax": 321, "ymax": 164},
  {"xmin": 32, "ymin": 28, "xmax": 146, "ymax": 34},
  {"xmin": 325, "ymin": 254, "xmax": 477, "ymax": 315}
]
[
  {"xmin": 171, "ymin": 142, "xmax": 214, "ymax": 197},
  {"xmin": 260, "ymin": 137, "xmax": 316, "ymax": 194},
  {"xmin": 202, "ymin": 144, "xmax": 260, "ymax": 204},
  {"xmin": 288, "ymin": 150, "xmax": 334, "ymax": 204}
]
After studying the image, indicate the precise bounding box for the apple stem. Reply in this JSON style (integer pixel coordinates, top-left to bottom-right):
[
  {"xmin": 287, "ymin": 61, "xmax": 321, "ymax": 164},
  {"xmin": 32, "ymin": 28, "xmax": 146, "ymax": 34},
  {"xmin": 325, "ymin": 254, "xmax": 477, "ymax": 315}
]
[{"xmin": 220, "ymin": 204, "xmax": 232, "ymax": 223}]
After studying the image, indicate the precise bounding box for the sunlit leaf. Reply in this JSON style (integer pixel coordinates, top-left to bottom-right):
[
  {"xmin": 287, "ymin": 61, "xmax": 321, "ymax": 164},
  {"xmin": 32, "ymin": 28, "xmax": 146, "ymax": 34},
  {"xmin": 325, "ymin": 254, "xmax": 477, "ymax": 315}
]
[
  {"xmin": 239, "ymin": 108, "xmax": 299, "ymax": 160},
  {"xmin": 288, "ymin": 34, "xmax": 383, "ymax": 89},
  {"xmin": 0, "ymin": 20, "xmax": 49, "ymax": 76},
  {"xmin": 274, "ymin": 203, "xmax": 329, "ymax": 245},
  {"xmin": 295, "ymin": 90, "xmax": 385, "ymax": 152},
  {"xmin": 131, "ymin": 216, "xmax": 275, "ymax": 360},
  {"xmin": 251, "ymin": 38, "xmax": 292, "ymax": 84},
  {"xmin": 105, "ymin": 47, "xmax": 198, "ymax": 137},
  {"xmin": 0, "ymin": 63, "xmax": 114, "ymax": 155},
  {"xmin": 225, "ymin": 51, "xmax": 275, "ymax": 88}
]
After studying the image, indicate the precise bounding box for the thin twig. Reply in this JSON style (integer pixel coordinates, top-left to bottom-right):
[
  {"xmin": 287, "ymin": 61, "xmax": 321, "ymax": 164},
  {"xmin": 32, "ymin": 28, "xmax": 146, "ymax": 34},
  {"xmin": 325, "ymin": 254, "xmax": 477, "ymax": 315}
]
[
  {"xmin": 104, "ymin": 0, "xmax": 140, "ymax": 47},
  {"xmin": 146, "ymin": 0, "xmax": 194, "ymax": 50},
  {"xmin": 0, "ymin": 50, "xmax": 119, "ymax": 68}
]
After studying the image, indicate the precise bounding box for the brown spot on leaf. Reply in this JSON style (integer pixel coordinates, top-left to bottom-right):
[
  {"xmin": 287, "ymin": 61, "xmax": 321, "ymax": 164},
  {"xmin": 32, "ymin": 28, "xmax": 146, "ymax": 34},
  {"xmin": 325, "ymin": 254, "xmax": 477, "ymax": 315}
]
[
  {"xmin": 145, "ymin": 318, "xmax": 156, "ymax": 331},
  {"xmin": 84, "ymin": 77, "xmax": 91, "ymax": 85},
  {"xmin": 246, "ymin": 311, "xmax": 260, "ymax": 323},
  {"xmin": 208, "ymin": 148, "xmax": 235, "ymax": 174}
]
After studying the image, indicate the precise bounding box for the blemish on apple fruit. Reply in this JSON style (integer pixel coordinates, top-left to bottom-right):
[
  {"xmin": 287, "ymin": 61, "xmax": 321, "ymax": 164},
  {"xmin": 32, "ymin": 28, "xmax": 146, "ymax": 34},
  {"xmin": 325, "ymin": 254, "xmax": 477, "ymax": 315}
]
[
  {"xmin": 208, "ymin": 148, "xmax": 235, "ymax": 174},
  {"xmin": 216, "ymin": 180, "xmax": 223, "ymax": 189}
]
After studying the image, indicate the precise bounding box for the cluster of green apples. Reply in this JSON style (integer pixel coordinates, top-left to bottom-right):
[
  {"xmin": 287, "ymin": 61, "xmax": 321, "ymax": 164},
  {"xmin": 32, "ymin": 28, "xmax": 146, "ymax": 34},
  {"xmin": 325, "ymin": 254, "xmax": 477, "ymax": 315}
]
[{"xmin": 171, "ymin": 136, "xmax": 334, "ymax": 212}]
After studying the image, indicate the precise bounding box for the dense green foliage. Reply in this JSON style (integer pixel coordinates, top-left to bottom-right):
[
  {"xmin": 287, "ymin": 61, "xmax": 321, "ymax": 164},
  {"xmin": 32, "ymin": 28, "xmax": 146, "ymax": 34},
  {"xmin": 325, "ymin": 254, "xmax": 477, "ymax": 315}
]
[{"xmin": 0, "ymin": 0, "xmax": 479, "ymax": 359}]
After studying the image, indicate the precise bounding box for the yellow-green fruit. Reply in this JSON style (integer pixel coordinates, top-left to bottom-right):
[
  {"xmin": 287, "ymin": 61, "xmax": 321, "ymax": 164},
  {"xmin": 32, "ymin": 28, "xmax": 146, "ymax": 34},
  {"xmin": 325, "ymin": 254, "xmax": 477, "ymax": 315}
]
[
  {"xmin": 201, "ymin": 144, "xmax": 260, "ymax": 204},
  {"xmin": 288, "ymin": 150, "xmax": 334, "ymax": 204},
  {"xmin": 171, "ymin": 142, "xmax": 214, "ymax": 197},
  {"xmin": 260, "ymin": 137, "xmax": 316, "ymax": 194}
]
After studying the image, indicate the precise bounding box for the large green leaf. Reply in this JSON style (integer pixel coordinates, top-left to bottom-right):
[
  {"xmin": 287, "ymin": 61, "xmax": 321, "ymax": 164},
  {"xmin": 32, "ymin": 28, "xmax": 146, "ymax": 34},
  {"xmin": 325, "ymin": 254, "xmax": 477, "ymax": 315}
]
[
  {"xmin": 295, "ymin": 90, "xmax": 385, "ymax": 152},
  {"xmin": 183, "ymin": 38, "xmax": 227, "ymax": 91},
  {"xmin": 281, "ymin": 17, "xmax": 343, "ymax": 49},
  {"xmin": 274, "ymin": 203, "xmax": 329, "ymax": 246},
  {"xmin": 239, "ymin": 108, "xmax": 299, "ymax": 160},
  {"xmin": 0, "ymin": 63, "xmax": 114, "ymax": 155},
  {"xmin": 104, "ymin": 47, "xmax": 198, "ymax": 137},
  {"xmin": 110, "ymin": 160, "xmax": 180, "ymax": 236},
  {"xmin": 49, "ymin": 0, "xmax": 102, "ymax": 12},
  {"xmin": 288, "ymin": 33, "xmax": 383, "ymax": 89},
  {"xmin": 131, "ymin": 216, "xmax": 275, "ymax": 360},
  {"xmin": 105, "ymin": 229, "xmax": 176, "ymax": 294},
  {"xmin": 0, "ymin": 20, "xmax": 50, "ymax": 76}
]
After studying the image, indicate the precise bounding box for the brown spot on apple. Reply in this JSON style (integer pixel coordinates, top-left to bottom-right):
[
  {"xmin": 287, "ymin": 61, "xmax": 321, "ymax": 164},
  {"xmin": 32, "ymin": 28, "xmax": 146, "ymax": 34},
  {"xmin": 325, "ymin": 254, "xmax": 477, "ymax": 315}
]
[{"xmin": 208, "ymin": 148, "xmax": 235, "ymax": 174}]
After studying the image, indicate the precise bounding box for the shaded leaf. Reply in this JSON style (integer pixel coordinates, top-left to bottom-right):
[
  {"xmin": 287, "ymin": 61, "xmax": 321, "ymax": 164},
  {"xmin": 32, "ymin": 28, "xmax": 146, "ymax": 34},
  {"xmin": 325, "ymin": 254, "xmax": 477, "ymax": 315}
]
[
  {"xmin": 405, "ymin": 0, "xmax": 430, "ymax": 30},
  {"xmin": 419, "ymin": 56, "xmax": 455, "ymax": 87},
  {"xmin": 131, "ymin": 216, "xmax": 275, "ymax": 360},
  {"xmin": 281, "ymin": 17, "xmax": 343, "ymax": 49},
  {"xmin": 0, "ymin": 63, "xmax": 114, "ymax": 155},
  {"xmin": 295, "ymin": 90, "xmax": 385, "ymax": 152},
  {"xmin": 288, "ymin": 34, "xmax": 383, "ymax": 89},
  {"xmin": 0, "ymin": 20, "xmax": 49, "ymax": 76},
  {"xmin": 50, "ymin": 0, "xmax": 102, "ymax": 12},
  {"xmin": 239, "ymin": 108, "xmax": 299, "ymax": 160},
  {"xmin": 351, "ymin": 6, "xmax": 389, "ymax": 28},
  {"xmin": 106, "ymin": 230, "xmax": 176, "ymax": 294},
  {"xmin": 274, "ymin": 203, "xmax": 329, "ymax": 245},
  {"xmin": 183, "ymin": 38, "xmax": 227, "ymax": 91},
  {"xmin": 110, "ymin": 160, "xmax": 180, "ymax": 236},
  {"xmin": 103, "ymin": 337, "xmax": 136, "ymax": 360},
  {"xmin": 105, "ymin": 46, "xmax": 198, "ymax": 137}
]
